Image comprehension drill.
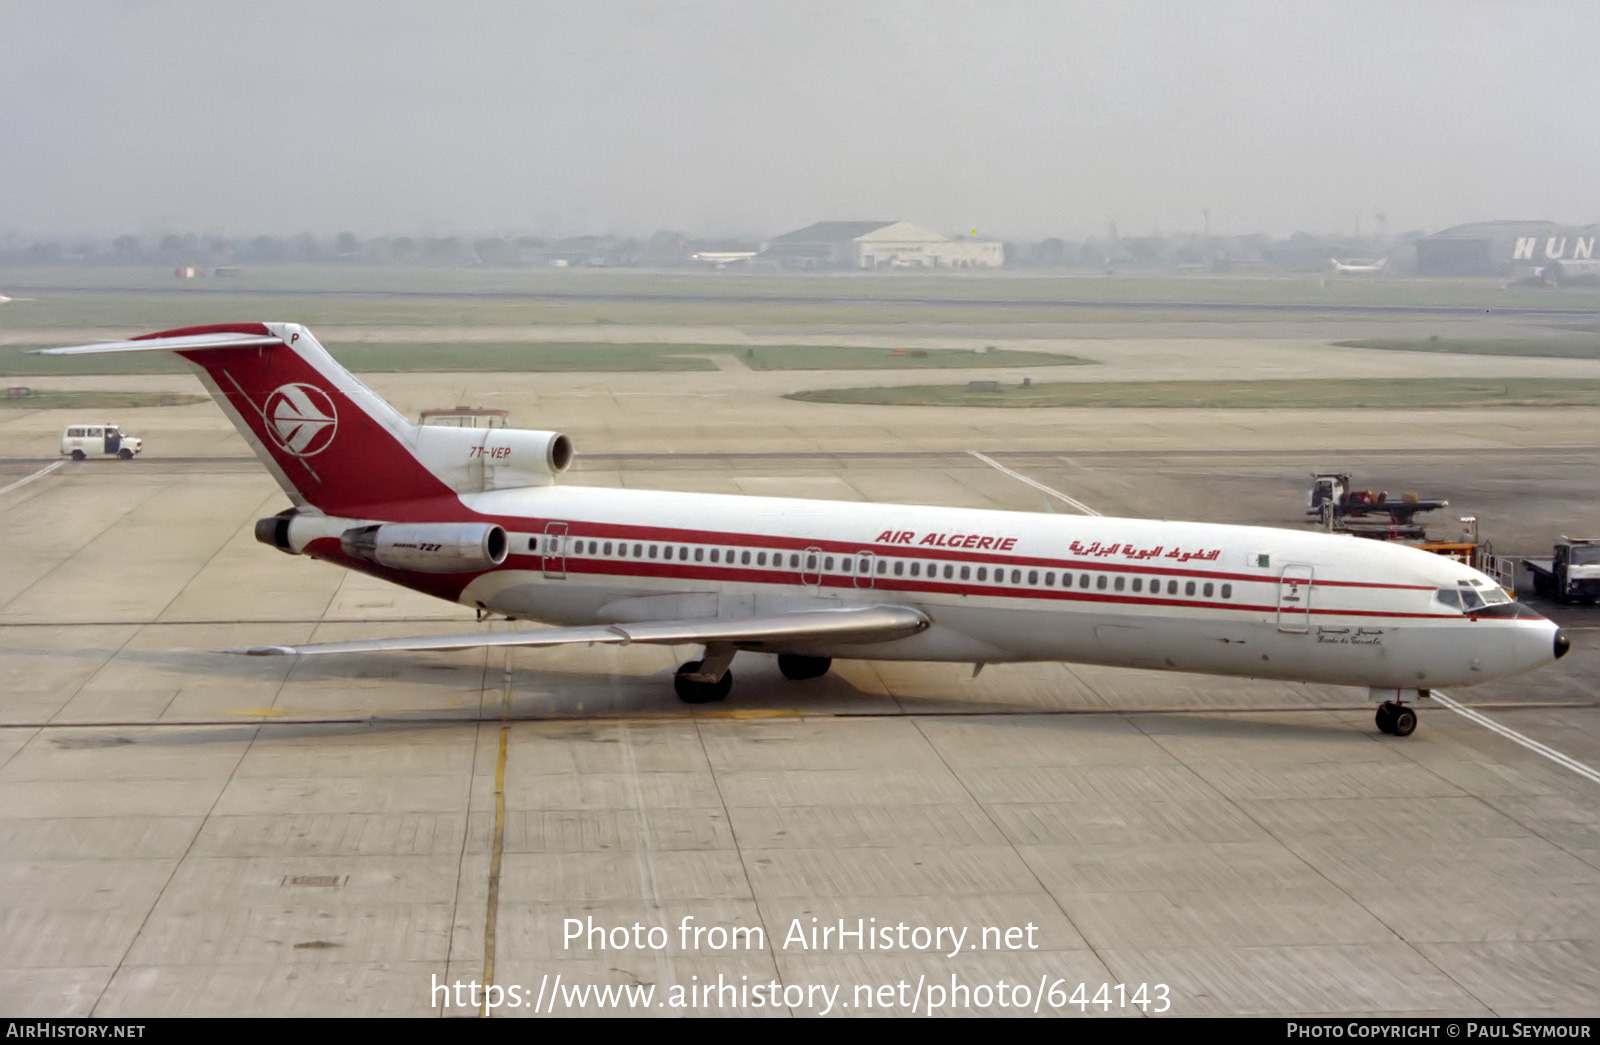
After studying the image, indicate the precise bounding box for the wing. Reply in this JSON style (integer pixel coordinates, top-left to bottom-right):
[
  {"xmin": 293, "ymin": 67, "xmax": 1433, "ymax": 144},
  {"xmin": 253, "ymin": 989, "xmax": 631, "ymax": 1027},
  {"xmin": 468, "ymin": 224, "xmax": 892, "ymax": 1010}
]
[{"xmin": 229, "ymin": 605, "xmax": 929, "ymax": 656}]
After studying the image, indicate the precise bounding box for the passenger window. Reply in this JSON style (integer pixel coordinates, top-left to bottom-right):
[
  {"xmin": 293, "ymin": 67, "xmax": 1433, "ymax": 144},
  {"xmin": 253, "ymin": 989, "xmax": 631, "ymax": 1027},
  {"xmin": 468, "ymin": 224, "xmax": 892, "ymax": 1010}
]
[
  {"xmin": 617, "ymin": 544, "xmax": 627, "ymax": 558},
  {"xmin": 805, "ymin": 554, "xmax": 816, "ymax": 570},
  {"xmin": 695, "ymin": 548, "xmax": 704, "ymax": 562},
  {"xmin": 1028, "ymin": 570, "xmax": 1038, "ymax": 585},
  {"xmin": 877, "ymin": 559, "xmax": 886, "ymax": 574},
  {"xmin": 633, "ymin": 544, "xmax": 643, "ymax": 557},
  {"xmin": 1096, "ymin": 575, "xmax": 1107, "ymax": 590},
  {"xmin": 960, "ymin": 565, "xmax": 970, "ymax": 580},
  {"xmin": 977, "ymin": 567, "xmax": 987, "ymax": 581},
  {"xmin": 944, "ymin": 564, "xmax": 953, "ymax": 579},
  {"xmin": 1079, "ymin": 575, "xmax": 1090, "ymax": 589},
  {"xmin": 528, "ymin": 538, "xmax": 538, "ymax": 552},
  {"xmin": 1221, "ymin": 583, "xmax": 1232, "ymax": 598},
  {"xmin": 894, "ymin": 561, "xmax": 905, "ymax": 576},
  {"xmin": 1045, "ymin": 572, "xmax": 1055, "ymax": 587},
  {"xmin": 1167, "ymin": 580, "xmax": 1178, "ymax": 595},
  {"xmin": 1203, "ymin": 582, "xmax": 1214, "ymax": 597},
  {"xmin": 1008, "ymin": 569, "xmax": 1019, "ymax": 584},
  {"xmin": 741, "ymin": 550, "xmax": 750, "ymax": 565},
  {"xmin": 758, "ymin": 552, "xmax": 768, "ymax": 566},
  {"xmin": 824, "ymin": 556, "xmax": 834, "ymax": 571},
  {"xmin": 649, "ymin": 545, "xmax": 658, "ymax": 559},
  {"xmin": 790, "ymin": 554, "xmax": 799, "ymax": 568},
  {"xmin": 1114, "ymin": 576, "xmax": 1124, "ymax": 591},
  {"xmin": 710, "ymin": 549, "xmax": 720, "ymax": 563},
  {"xmin": 1132, "ymin": 577, "xmax": 1142, "ymax": 592},
  {"xmin": 603, "ymin": 541, "xmax": 613, "ymax": 555},
  {"xmin": 1185, "ymin": 581, "xmax": 1196, "ymax": 596}
]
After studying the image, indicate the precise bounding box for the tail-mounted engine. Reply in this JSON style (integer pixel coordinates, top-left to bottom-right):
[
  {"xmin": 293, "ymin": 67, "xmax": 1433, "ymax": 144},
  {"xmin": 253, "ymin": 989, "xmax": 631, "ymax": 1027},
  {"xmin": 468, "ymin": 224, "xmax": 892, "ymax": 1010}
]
[
  {"xmin": 412, "ymin": 426, "xmax": 574, "ymax": 493},
  {"xmin": 339, "ymin": 522, "xmax": 509, "ymax": 573}
]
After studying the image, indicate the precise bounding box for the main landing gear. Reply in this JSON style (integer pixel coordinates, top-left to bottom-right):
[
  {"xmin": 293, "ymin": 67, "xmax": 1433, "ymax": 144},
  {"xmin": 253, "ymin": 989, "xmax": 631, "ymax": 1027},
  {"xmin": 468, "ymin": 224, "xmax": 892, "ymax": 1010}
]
[
  {"xmin": 673, "ymin": 661, "xmax": 733, "ymax": 704},
  {"xmin": 672, "ymin": 650, "xmax": 836, "ymax": 703},
  {"xmin": 777, "ymin": 654, "xmax": 832, "ymax": 681},
  {"xmin": 1375, "ymin": 701, "xmax": 1418, "ymax": 737}
]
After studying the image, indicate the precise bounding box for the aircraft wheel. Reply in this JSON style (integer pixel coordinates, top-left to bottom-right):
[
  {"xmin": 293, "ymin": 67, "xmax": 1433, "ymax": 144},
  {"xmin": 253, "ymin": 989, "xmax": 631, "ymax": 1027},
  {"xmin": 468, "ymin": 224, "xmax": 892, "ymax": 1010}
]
[
  {"xmin": 71, "ymin": 450, "xmax": 86, "ymax": 461},
  {"xmin": 1390, "ymin": 706, "xmax": 1418, "ymax": 738},
  {"xmin": 118, "ymin": 448, "xmax": 134, "ymax": 460},
  {"xmin": 777, "ymin": 654, "xmax": 831, "ymax": 681},
  {"xmin": 1375, "ymin": 703, "xmax": 1397, "ymax": 735},
  {"xmin": 673, "ymin": 660, "xmax": 732, "ymax": 704}
]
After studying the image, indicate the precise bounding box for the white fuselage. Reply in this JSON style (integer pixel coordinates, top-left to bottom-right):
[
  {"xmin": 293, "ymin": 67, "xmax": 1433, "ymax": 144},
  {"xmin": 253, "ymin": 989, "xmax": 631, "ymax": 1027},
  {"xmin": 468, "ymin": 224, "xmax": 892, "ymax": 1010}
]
[{"xmin": 295, "ymin": 483, "xmax": 1559, "ymax": 692}]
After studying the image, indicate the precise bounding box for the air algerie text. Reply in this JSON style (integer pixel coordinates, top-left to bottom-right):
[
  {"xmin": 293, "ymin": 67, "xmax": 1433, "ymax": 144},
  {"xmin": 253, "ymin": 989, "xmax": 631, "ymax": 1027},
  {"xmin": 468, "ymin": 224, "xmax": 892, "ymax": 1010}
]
[{"xmin": 875, "ymin": 530, "xmax": 1018, "ymax": 552}]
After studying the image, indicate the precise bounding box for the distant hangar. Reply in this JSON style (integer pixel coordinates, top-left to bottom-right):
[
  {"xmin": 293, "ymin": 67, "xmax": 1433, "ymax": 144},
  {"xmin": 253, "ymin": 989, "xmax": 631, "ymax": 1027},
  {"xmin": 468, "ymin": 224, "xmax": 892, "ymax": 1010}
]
[
  {"xmin": 1416, "ymin": 220, "xmax": 1598, "ymax": 276},
  {"xmin": 761, "ymin": 221, "xmax": 1004, "ymax": 269}
]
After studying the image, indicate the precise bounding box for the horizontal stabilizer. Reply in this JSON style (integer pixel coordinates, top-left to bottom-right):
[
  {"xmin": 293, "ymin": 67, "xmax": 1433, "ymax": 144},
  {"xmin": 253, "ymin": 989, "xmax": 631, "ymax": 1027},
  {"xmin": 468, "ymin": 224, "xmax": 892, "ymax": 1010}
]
[
  {"xmin": 228, "ymin": 605, "xmax": 930, "ymax": 657},
  {"xmin": 32, "ymin": 332, "xmax": 283, "ymax": 356}
]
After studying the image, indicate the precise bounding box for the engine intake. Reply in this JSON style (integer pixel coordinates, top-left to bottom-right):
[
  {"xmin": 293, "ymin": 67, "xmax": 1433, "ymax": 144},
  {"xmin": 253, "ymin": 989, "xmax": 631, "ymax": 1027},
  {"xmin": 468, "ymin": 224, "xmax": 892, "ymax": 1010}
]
[{"xmin": 339, "ymin": 522, "xmax": 509, "ymax": 573}]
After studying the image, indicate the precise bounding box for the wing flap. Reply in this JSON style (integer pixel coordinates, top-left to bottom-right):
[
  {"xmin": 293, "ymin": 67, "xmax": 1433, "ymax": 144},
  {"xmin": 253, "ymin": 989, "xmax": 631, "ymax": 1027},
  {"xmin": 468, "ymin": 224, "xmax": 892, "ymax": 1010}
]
[{"xmin": 229, "ymin": 605, "xmax": 929, "ymax": 657}]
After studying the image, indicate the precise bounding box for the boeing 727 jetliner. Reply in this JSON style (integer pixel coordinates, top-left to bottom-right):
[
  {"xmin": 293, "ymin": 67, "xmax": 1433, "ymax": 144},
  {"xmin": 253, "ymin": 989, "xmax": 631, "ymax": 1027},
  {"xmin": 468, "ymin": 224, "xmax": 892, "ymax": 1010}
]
[{"xmin": 39, "ymin": 324, "xmax": 1570, "ymax": 736}]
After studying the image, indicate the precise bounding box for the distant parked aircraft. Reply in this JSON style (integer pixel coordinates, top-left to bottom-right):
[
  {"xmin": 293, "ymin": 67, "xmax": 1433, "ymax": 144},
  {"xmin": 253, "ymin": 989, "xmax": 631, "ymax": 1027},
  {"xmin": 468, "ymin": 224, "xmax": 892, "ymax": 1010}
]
[
  {"xmin": 1330, "ymin": 257, "xmax": 1388, "ymax": 274},
  {"xmin": 689, "ymin": 251, "xmax": 758, "ymax": 269}
]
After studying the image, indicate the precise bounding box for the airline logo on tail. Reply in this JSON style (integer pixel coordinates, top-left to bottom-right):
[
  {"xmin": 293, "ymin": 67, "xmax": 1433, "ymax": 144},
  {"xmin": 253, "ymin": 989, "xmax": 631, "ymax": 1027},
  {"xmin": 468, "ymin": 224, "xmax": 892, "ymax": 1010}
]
[{"xmin": 264, "ymin": 382, "xmax": 338, "ymax": 457}]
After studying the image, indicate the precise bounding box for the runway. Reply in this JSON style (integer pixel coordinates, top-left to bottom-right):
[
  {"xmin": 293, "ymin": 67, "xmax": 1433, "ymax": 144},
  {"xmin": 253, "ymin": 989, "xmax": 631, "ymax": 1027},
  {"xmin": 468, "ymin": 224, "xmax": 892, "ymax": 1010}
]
[{"xmin": 2, "ymin": 395, "xmax": 1599, "ymax": 1016}]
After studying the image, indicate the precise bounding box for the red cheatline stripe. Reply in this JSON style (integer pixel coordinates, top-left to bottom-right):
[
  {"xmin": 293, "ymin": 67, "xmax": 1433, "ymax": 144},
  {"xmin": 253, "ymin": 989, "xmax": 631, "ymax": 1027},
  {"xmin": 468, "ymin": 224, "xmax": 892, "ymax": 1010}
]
[
  {"xmin": 491, "ymin": 552, "xmax": 1463, "ymax": 621},
  {"xmin": 479, "ymin": 519, "xmax": 1435, "ymax": 592}
]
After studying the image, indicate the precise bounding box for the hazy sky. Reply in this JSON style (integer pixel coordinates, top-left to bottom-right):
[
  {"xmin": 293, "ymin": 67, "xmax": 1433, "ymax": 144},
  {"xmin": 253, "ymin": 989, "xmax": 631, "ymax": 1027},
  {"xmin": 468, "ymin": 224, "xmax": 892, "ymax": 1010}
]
[{"xmin": 2, "ymin": 0, "xmax": 1597, "ymax": 240}]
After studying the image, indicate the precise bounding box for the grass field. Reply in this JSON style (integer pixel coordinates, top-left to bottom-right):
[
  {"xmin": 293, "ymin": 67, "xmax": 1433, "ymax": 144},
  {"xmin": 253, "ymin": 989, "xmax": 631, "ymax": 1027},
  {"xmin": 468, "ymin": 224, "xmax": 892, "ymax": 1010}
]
[
  {"xmin": 4, "ymin": 263, "xmax": 1593, "ymax": 308},
  {"xmin": 786, "ymin": 378, "xmax": 1600, "ymax": 409},
  {"xmin": 0, "ymin": 340, "xmax": 1090, "ymax": 377},
  {"xmin": 0, "ymin": 390, "xmax": 209, "ymax": 410},
  {"xmin": 1333, "ymin": 337, "xmax": 1600, "ymax": 360},
  {"xmin": 3, "ymin": 265, "xmax": 1594, "ymax": 332}
]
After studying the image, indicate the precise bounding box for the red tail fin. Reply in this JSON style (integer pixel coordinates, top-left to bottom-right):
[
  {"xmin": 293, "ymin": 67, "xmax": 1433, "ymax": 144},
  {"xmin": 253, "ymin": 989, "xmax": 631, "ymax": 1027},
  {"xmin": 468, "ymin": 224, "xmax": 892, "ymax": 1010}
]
[{"xmin": 44, "ymin": 323, "xmax": 457, "ymax": 516}]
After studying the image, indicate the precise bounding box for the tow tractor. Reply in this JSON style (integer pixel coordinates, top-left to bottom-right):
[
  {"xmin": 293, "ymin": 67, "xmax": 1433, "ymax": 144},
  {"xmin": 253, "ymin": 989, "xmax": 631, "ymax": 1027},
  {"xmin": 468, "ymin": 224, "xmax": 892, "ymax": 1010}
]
[{"xmin": 1523, "ymin": 537, "xmax": 1600, "ymax": 605}]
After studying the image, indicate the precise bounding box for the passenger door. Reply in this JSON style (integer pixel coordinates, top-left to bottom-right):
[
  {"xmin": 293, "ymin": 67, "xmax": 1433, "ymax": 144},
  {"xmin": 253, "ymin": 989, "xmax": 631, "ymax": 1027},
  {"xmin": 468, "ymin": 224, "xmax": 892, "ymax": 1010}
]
[
  {"xmin": 542, "ymin": 522, "xmax": 568, "ymax": 579},
  {"xmin": 852, "ymin": 550, "xmax": 876, "ymax": 590},
  {"xmin": 1276, "ymin": 564, "xmax": 1314, "ymax": 633}
]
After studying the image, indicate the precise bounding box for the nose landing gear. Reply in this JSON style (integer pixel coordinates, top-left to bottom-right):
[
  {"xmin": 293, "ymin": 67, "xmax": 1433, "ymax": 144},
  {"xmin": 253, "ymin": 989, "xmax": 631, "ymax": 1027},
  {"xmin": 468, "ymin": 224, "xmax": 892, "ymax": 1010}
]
[
  {"xmin": 1371, "ymin": 688, "xmax": 1426, "ymax": 737},
  {"xmin": 1375, "ymin": 701, "xmax": 1417, "ymax": 737}
]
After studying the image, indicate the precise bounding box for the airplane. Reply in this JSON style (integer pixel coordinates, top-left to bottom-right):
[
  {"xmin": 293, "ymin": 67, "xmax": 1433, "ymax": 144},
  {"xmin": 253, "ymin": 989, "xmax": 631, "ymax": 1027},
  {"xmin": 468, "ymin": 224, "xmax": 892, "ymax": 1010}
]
[
  {"xmin": 688, "ymin": 251, "xmax": 758, "ymax": 269},
  {"xmin": 1330, "ymin": 257, "xmax": 1388, "ymax": 274},
  {"xmin": 37, "ymin": 323, "xmax": 1570, "ymax": 738}
]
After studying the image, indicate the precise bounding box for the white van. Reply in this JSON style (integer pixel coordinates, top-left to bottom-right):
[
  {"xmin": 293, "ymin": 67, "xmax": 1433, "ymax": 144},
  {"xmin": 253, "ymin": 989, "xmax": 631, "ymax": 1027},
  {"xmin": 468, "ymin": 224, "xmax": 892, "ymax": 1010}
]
[{"xmin": 61, "ymin": 424, "xmax": 142, "ymax": 460}]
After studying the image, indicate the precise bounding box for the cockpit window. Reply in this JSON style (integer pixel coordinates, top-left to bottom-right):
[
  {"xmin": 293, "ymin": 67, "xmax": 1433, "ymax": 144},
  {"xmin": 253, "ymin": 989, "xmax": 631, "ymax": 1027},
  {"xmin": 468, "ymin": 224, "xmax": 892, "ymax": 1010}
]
[
  {"xmin": 1572, "ymin": 546, "xmax": 1600, "ymax": 566},
  {"xmin": 1436, "ymin": 586, "xmax": 1511, "ymax": 612}
]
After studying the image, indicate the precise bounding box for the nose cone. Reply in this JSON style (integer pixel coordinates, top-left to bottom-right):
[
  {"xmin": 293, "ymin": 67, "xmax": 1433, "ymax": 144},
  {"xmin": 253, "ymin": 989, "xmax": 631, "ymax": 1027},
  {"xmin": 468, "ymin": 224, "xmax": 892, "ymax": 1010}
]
[{"xmin": 1555, "ymin": 630, "xmax": 1571, "ymax": 660}]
